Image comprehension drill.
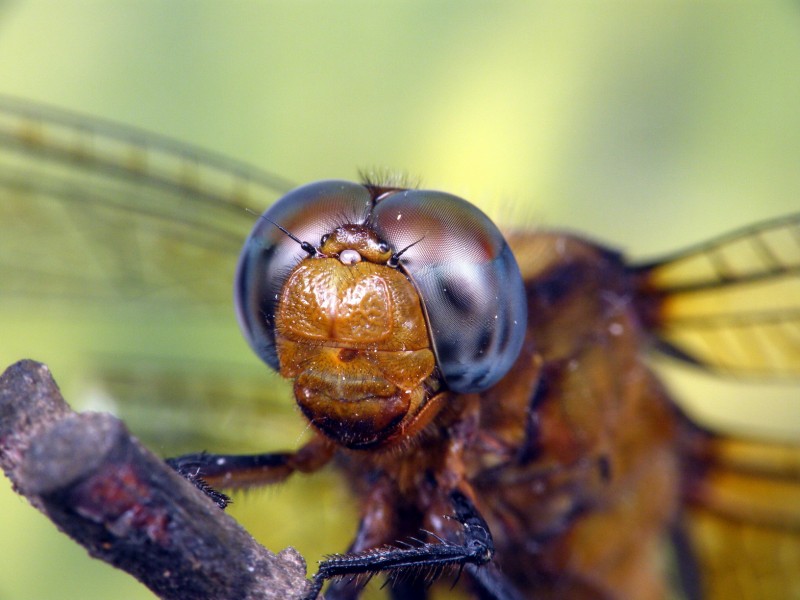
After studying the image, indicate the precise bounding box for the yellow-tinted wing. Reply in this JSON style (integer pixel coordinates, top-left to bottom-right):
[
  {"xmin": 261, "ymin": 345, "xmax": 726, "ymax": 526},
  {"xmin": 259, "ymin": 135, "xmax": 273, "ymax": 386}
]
[
  {"xmin": 634, "ymin": 216, "xmax": 800, "ymax": 597},
  {"xmin": 635, "ymin": 214, "xmax": 800, "ymax": 375},
  {"xmin": 682, "ymin": 435, "xmax": 800, "ymax": 599}
]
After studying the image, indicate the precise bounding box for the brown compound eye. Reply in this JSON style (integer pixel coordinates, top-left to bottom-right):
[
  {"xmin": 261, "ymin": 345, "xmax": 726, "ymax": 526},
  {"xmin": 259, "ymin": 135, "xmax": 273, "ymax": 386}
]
[{"xmin": 234, "ymin": 180, "xmax": 527, "ymax": 393}]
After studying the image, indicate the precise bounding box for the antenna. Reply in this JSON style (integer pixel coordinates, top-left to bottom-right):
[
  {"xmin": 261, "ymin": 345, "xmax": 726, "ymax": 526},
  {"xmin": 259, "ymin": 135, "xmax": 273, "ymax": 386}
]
[
  {"xmin": 247, "ymin": 208, "xmax": 316, "ymax": 256},
  {"xmin": 388, "ymin": 237, "xmax": 424, "ymax": 267}
]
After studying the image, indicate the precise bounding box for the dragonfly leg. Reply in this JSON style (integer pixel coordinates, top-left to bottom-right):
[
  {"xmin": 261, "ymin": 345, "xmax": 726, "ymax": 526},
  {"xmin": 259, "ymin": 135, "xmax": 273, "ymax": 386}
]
[
  {"xmin": 166, "ymin": 434, "xmax": 334, "ymax": 508},
  {"xmin": 304, "ymin": 489, "xmax": 505, "ymax": 600},
  {"xmin": 465, "ymin": 561, "xmax": 527, "ymax": 600}
]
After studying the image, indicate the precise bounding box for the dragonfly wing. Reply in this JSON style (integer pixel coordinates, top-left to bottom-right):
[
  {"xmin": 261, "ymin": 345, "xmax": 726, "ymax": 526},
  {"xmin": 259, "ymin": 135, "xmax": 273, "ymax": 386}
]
[
  {"xmin": 0, "ymin": 97, "xmax": 295, "ymax": 450},
  {"xmin": 634, "ymin": 214, "xmax": 800, "ymax": 376},
  {"xmin": 0, "ymin": 95, "xmax": 292, "ymax": 307},
  {"xmin": 682, "ymin": 434, "xmax": 800, "ymax": 599},
  {"xmin": 634, "ymin": 216, "xmax": 800, "ymax": 596},
  {"xmin": 83, "ymin": 353, "xmax": 300, "ymax": 456}
]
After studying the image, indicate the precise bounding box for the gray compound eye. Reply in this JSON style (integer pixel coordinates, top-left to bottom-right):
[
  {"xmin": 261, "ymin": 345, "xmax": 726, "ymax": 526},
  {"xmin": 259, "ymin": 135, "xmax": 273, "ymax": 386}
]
[
  {"xmin": 369, "ymin": 188, "xmax": 527, "ymax": 392},
  {"xmin": 234, "ymin": 180, "xmax": 527, "ymax": 393},
  {"xmin": 234, "ymin": 180, "xmax": 374, "ymax": 371}
]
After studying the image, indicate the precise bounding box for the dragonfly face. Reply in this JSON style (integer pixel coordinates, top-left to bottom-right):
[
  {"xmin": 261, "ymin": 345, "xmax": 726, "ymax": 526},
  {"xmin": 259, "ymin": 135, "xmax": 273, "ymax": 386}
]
[
  {"xmin": 1, "ymin": 97, "xmax": 799, "ymax": 600},
  {"xmin": 235, "ymin": 180, "xmax": 526, "ymax": 448}
]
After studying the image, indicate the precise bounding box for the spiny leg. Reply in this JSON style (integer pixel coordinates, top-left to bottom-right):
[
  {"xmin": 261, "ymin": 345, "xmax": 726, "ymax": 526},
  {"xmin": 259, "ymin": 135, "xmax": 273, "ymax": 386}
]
[
  {"xmin": 304, "ymin": 489, "xmax": 506, "ymax": 600},
  {"xmin": 166, "ymin": 434, "xmax": 334, "ymax": 508}
]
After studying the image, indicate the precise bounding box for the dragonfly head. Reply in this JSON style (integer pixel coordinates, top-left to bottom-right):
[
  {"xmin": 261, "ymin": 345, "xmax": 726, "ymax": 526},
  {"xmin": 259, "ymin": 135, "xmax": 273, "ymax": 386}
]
[{"xmin": 235, "ymin": 180, "xmax": 527, "ymax": 448}]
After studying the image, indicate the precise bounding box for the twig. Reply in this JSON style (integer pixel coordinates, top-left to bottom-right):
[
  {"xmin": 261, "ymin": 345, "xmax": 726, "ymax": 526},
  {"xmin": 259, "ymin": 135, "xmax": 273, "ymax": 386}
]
[{"xmin": 0, "ymin": 359, "xmax": 310, "ymax": 600}]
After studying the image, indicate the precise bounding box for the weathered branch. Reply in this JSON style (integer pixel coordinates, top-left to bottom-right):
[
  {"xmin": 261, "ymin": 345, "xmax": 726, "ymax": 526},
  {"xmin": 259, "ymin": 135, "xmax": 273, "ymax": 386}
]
[{"xmin": 0, "ymin": 360, "xmax": 310, "ymax": 600}]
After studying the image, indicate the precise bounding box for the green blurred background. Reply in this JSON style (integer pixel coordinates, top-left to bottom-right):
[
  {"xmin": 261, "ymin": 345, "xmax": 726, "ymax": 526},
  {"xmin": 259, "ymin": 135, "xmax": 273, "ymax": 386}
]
[{"xmin": 1, "ymin": 2, "xmax": 799, "ymax": 599}]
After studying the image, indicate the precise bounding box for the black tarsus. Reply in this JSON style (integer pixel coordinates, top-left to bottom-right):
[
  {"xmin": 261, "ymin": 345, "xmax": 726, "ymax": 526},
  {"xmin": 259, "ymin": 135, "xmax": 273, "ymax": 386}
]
[
  {"xmin": 466, "ymin": 562, "xmax": 527, "ymax": 600},
  {"xmin": 167, "ymin": 457, "xmax": 525, "ymax": 598},
  {"xmin": 166, "ymin": 452, "xmax": 232, "ymax": 509},
  {"xmin": 303, "ymin": 489, "xmax": 507, "ymax": 600},
  {"xmin": 166, "ymin": 450, "xmax": 295, "ymax": 509}
]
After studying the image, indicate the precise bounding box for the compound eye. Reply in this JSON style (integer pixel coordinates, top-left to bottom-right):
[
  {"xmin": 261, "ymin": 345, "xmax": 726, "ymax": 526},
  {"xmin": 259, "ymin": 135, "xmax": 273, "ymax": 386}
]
[
  {"xmin": 371, "ymin": 189, "xmax": 527, "ymax": 392},
  {"xmin": 234, "ymin": 181, "xmax": 372, "ymax": 370},
  {"xmin": 234, "ymin": 180, "xmax": 527, "ymax": 394}
]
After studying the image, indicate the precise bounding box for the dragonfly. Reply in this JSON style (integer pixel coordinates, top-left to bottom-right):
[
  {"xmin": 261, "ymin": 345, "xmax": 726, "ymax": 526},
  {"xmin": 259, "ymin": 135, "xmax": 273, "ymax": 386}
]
[{"xmin": 0, "ymin": 96, "xmax": 799, "ymax": 600}]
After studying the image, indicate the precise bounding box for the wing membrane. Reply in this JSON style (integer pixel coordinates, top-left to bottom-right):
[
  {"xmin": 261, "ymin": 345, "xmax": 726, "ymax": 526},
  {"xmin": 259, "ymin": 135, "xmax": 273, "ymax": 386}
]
[
  {"xmin": 0, "ymin": 97, "xmax": 296, "ymax": 449},
  {"xmin": 683, "ymin": 435, "xmax": 800, "ymax": 599},
  {"xmin": 83, "ymin": 353, "xmax": 300, "ymax": 455},
  {"xmin": 635, "ymin": 215, "xmax": 800, "ymax": 375},
  {"xmin": 0, "ymin": 96, "xmax": 292, "ymax": 307}
]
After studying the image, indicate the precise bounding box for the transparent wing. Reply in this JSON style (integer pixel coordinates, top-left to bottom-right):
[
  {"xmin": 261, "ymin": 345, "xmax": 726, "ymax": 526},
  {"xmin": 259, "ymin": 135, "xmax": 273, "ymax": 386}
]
[
  {"xmin": 0, "ymin": 95, "xmax": 293, "ymax": 306},
  {"xmin": 683, "ymin": 435, "xmax": 800, "ymax": 599},
  {"xmin": 80, "ymin": 354, "xmax": 305, "ymax": 456},
  {"xmin": 0, "ymin": 97, "xmax": 379, "ymax": 583},
  {"xmin": 635, "ymin": 215, "xmax": 800, "ymax": 375},
  {"xmin": 0, "ymin": 96, "xmax": 298, "ymax": 451}
]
